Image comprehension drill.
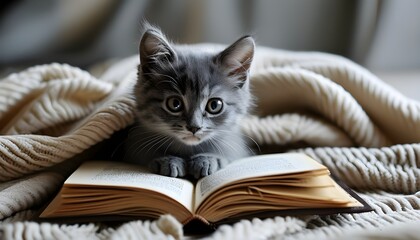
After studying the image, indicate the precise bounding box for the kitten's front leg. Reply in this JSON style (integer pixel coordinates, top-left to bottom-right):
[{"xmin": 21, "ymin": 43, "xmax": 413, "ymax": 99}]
[
  {"xmin": 149, "ymin": 156, "xmax": 187, "ymax": 178},
  {"xmin": 189, "ymin": 154, "xmax": 228, "ymax": 179}
]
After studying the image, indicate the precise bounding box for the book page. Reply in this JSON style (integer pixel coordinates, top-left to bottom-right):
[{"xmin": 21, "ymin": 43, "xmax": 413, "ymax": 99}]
[
  {"xmin": 194, "ymin": 153, "xmax": 326, "ymax": 209},
  {"xmin": 66, "ymin": 161, "xmax": 195, "ymax": 211}
]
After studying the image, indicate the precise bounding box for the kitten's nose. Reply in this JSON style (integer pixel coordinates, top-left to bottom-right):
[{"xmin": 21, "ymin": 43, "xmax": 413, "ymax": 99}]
[{"xmin": 186, "ymin": 125, "xmax": 201, "ymax": 134}]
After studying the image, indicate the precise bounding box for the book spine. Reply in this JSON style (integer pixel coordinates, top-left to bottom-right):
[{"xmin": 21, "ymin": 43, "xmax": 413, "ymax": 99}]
[{"xmin": 182, "ymin": 214, "xmax": 212, "ymax": 226}]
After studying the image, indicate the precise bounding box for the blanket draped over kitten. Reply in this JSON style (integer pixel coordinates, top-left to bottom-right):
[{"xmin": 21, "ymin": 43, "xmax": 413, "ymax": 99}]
[{"xmin": 124, "ymin": 23, "xmax": 255, "ymax": 178}]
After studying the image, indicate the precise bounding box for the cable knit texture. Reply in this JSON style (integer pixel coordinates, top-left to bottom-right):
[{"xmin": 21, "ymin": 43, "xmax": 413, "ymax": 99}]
[{"xmin": 0, "ymin": 46, "xmax": 419, "ymax": 239}]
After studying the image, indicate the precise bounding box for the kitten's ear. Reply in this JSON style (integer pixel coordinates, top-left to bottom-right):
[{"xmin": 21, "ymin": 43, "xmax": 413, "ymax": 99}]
[
  {"xmin": 215, "ymin": 36, "xmax": 255, "ymax": 86},
  {"xmin": 139, "ymin": 28, "xmax": 176, "ymax": 65}
]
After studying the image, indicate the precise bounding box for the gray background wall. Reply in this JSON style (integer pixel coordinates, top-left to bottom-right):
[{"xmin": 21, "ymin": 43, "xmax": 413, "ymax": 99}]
[{"xmin": 0, "ymin": 0, "xmax": 419, "ymax": 73}]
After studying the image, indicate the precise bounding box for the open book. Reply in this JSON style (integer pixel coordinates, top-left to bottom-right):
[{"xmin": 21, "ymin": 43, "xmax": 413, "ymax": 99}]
[{"xmin": 40, "ymin": 153, "xmax": 371, "ymax": 226}]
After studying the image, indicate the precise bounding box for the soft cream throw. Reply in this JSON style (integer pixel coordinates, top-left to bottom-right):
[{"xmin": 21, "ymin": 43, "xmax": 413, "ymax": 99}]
[{"xmin": 0, "ymin": 46, "xmax": 419, "ymax": 239}]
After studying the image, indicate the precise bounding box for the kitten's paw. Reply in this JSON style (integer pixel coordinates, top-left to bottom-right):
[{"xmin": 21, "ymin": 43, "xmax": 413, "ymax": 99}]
[
  {"xmin": 149, "ymin": 156, "xmax": 187, "ymax": 178},
  {"xmin": 189, "ymin": 154, "xmax": 226, "ymax": 179}
]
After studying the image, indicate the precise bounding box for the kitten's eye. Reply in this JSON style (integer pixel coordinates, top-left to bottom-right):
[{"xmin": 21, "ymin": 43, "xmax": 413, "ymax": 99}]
[
  {"xmin": 206, "ymin": 98, "xmax": 223, "ymax": 114},
  {"xmin": 166, "ymin": 97, "xmax": 183, "ymax": 113}
]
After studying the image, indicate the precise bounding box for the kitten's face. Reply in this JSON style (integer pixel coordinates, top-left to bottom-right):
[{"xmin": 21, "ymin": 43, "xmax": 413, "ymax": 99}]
[{"xmin": 135, "ymin": 27, "xmax": 254, "ymax": 146}]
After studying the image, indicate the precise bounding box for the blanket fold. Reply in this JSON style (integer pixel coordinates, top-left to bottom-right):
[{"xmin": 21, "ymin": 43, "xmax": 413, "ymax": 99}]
[
  {"xmin": 0, "ymin": 46, "xmax": 419, "ymax": 239},
  {"xmin": 0, "ymin": 63, "xmax": 136, "ymax": 182}
]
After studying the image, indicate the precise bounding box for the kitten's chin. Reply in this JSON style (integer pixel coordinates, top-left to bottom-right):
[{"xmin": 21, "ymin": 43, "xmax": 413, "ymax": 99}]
[{"xmin": 181, "ymin": 136, "xmax": 203, "ymax": 145}]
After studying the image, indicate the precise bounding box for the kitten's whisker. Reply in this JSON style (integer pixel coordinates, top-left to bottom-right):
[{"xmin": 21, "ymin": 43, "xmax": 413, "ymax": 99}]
[
  {"xmin": 163, "ymin": 139, "xmax": 174, "ymax": 156},
  {"xmin": 128, "ymin": 127, "xmax": 165, "ymax": 137},
  {"xmin": 134, "ymin": 134, "xmax": 164, "ymax": 156},
  {"xmin": 208, "ymin": 137, "xmax": 225, "ymax": 158},
  {"xmin": 217, "ymin": 129, "xmax": 261, "ymax": 153},
  {"xmin": 131, "ymin": 138, "xmax": 160, "ymax": 157},
  {"xmin": 212, "ymin": 136, "xmax": 238, "ymax": 156},
  {"xmin": 111, "ymin": 138, "xmax": 128, "ymax": 160},
  {"xmin": 129, "ymin": 124, "xmax": 173, "ymax": 136},
  {"xmin": 213, "ymin": 134, "xmax": 254, "ymax": 157},
  {"xmin": 137, "ymin": 138, "xmax": 162, "ymax": 156},
  {"xmin": 128, "ymin": 125, "xmax": 148, "ymax": 131},
  {"xmin": 242, "ymin": 134, "xmax": 261, "ymax": 153},
  {"xmin": 152, "ymin": 135, "xmax": 172, "ymax": 155},
  {"xmin": 207, "ymin": 138, "xmax": 218, "ymax": 156},
  {"xmin": 145, "ymin": 135, "xmax": 168, "ymax": 154},
  {"xmin": 127, "ymin": 134, "xmax": 163, "ymax": 148}
]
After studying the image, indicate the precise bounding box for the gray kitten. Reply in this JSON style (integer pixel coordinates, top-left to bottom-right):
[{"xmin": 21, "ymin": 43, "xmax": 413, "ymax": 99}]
[{"xmin": 125, "ymin": 24, "xmax": 254, "ymax": 179}]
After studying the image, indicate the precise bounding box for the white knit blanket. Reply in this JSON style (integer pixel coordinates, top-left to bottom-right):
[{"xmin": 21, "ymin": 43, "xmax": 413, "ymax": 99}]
[{"xmin": 0, "ymin": 46, "xmax": 419, "ymax": 239}]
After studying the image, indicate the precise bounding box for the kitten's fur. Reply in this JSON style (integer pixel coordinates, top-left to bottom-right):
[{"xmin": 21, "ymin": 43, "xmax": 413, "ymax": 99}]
[{"xmin": 125, "ymin": 24, "xmax": 255, "ymax": 178}]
